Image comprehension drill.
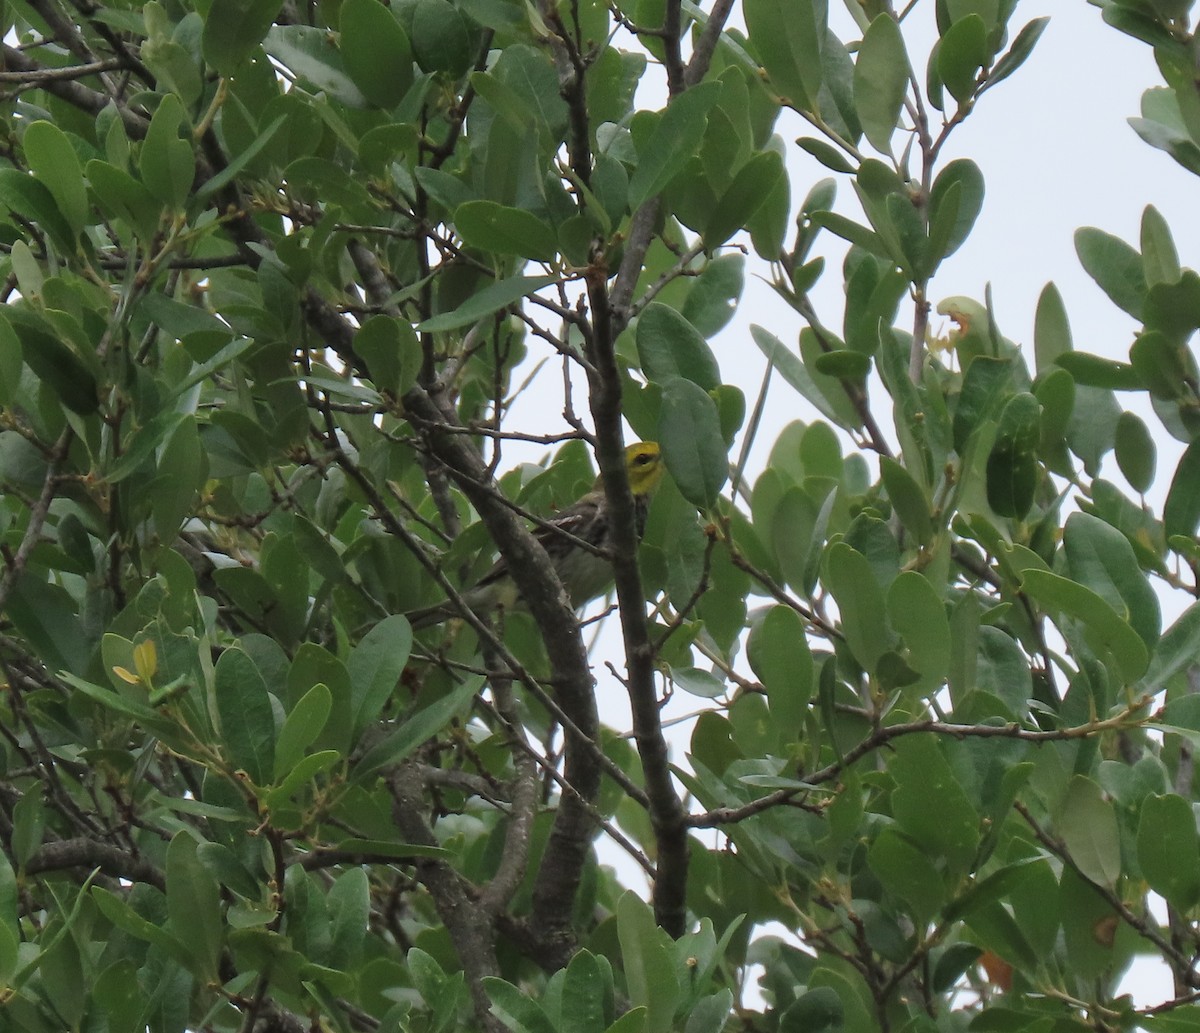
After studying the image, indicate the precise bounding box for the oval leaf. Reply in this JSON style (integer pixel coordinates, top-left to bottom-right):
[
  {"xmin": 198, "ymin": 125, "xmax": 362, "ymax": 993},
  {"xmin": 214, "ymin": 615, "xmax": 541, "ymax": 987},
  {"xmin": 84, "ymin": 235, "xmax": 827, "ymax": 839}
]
[
  {"xmin": 214, "ymin": 647, "xmax": 276, "ymax": 784},
  {"xmin": 658, "ymin": 378, "xmax": 729, "ymax": 510},
  {"xmin": 854, "ymin": 14, "xmax": 911, "ymax": 153},
  {"xmin": 636, "ymin": 302, "xmax": 721, "ymax": 391}
]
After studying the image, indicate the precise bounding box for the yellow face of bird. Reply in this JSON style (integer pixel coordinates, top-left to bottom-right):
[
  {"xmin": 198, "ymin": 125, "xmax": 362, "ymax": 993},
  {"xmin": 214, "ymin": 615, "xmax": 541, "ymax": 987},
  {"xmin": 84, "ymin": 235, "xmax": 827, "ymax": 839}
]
[{"xmin": 625, "ymin": 441, "xmax": 664, "ymax": 497}]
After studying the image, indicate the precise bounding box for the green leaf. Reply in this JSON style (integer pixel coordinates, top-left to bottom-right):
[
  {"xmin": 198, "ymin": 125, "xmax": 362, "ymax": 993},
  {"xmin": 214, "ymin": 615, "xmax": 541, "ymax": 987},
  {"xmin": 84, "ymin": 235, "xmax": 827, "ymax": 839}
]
[
  {"xmin": 107, "ymin": 410, "xmax": 187, "ymax": 484},
  {"xmin": 166, "ymin": 831, "xmax": 223, "ymax": 980},
  {"xmin": 23, "ymin": 122, "xmax": 87, "ymax": 235},
  {"xmin": 743, "ymin": 0, "xmax": 824, "ymax": 110},
  {"xmin": 1, "ymin": 308, "xmax": 99, "ymax": 414},
  {"xmin": 10, "ymin": 789, "xmax": 45, "ymax": 870},
  {"xmin": 263, "ymin": 24, "xmax": 367, "ymax": 107},
  {"xmin": 889, "ymin": 734, "xmax": 980, "ymax": 874},
  {"xmin": 1130, "ymin": 329, "xmax": 1192, "ymax": 400},
  {"xmin": 1076, "ymin": 226, "xmax": 1147, "ymax": 320},
  {"xmin": 1068, "ymin": 386, "xmax": 1121, "ymax": 477},
  {"xmin": 1034, "ymin": 281, "xmax": 1072, "ymax": 370},
  {"xmin": 284, "ymin": 156, "xmax": 375, "ymax": 218},
  {"xmin": 411, "ymin": 0, "xmax": 472, "ymax": 76},
  {"xmin": 340, "ymin": 0, "xmax": 414, "ymax": 108},
  {"xmin": 704, "ymin": 150, "xmax": 786, "ymax": 249},
  {"xmin": 1138, "ymin": 794, "xmax": 1200, "ymax": 911},
  {"xmin": 952, "ymin": 355, "xmax": 1013, "ymax": 453},
  {"xmin": 796, "ymin": 136, "xmax": 856, "ymax": 174},
  {"xmin": 938, "ymin": 14, "xmax": 986, "ymax": 103},
  {"xmin": 868, "ymin": 827, "xmax": 945, "ymax": 925},
  {"xmin": 484, "ymin": 978, "xmax": 559, "ymax": 1033},
  {"xmin": 636, "ymin": 303, "xmax": 721, "ymax": 391},
  {"xmin": 1057, "ymin": 775, "xmax": 1121, "ymax": 887},
  {"xmin": 91, "ymin": 887, "xmax": 190, "ymax": 964},
  {"xmin": 562, "ymin": 950, "xmax": 608, "ymax": 1033},
  {"xmin": 348, "ymin": 614, "xmax": 413, "ymax": 735},
  {"xmin": 1054, "ymin": 351, "xmax": 1143, "ymax": 391},
  {"xmin": 139, "ymin": 93, "xmax": 195, "ymax": 211},
  {"xmin": 273, "ymin": 683, "xmax": 332, "ymax": 782},
  {"xmin": 880, "ymin": 189, "xmax": 927, "ymax": 275},
  {"xmin": 1143, "ymin": 602, "xmax": 1200, "ymax": 693},
  {"xmin": 928, "ymin": 158, "xmax": 984, "ymax": 261},
  {"xmin": 1141, "ymin": 203, "xmax": 1181, "ymax": 287},
  {"xmin": 880, "ymin": 457, "xmax": 932, "ymax": 544},
  {"xmin": 0, "ymin": 859, "xmax": 15, "ymax": 986},
  {"xmin": 780, "ymin": 987, "xmax": 843, "ymax": 1033},
  {"xmin": 151, "ymin": 414, "xmax": 202, "ymax": 542},
  {"xmin": 962, "ymin": 901, "xmax": 1040, "ymax": 975},
  {"xmin": 0, "ymin": 317, "xmax": 20, "ymax": 408},
  {"xmin": 1063, "ymin": 511, "xmax": 1160, "ymax": 650},
  {"xmin": 1019, "ymin": 569, "xmax": 1149, "ymax": 682},
  {"xmin": 1144, "ymin": 272, "xmax": 1200, "ymax": 348},
  {"xmin": 747, "ymin": 156, "xmax": 792, "ymax": 259},
  {"xmin": 854, "ymin": 14, "xmax": 911, "ymax": 153},
  {"xmin": 681, "ymin": 254, "xmax": 745, "ymax": 337},
  {"xmin": 214, "ymin": 647, "xmax": 276, "ymax": 785},
  {"xmin": 987, "ymin": 16, "xmax": 1049, "ymax": 87},
  {"xmin": 1114, "ymin": 411, "xmax": 1155, "ymax": 495},
  {"xmin": 266, "ymin": 750, "xmax": 340, "ymax": 804},
  {"xmin": 658, "ymin": 379, "xmax": 729, "ymax": 510},
  {"xmin": 202, "ymin": 0, "xmax": 283, "ymax": 76},
  {"xmin": 353, "ymin": 677, "xmax": 482, "ymax": 781},
  {"xmin": 85, "ymin": 159, "xmax": 161, "ymax": 242},
  {"xmin": 824, "ymin": 542, "xmax": 890, "ymax": 673},
  {"xmin": 685, "ymin": 990, "xmax": 733, "ymax": 1033},
  {"xmin": 165, "ymin": 335, "xmax": 256, "ymax": 401},
  {"xmin": 355, "ymin": 315, "xmax": 421, "ymax": 396},
  {"xmin": 670, "ymin": 666, "xmax": 726, "ymax": 698},
  {"xmin": 455, "ymin": 200, "xmax": 558, "ymax": 262},
  {"xmin": 809, "ymin": 209, "xmax": 890, "ymax": 258},
  {"xmin": 616, "ymin": 892, "xmax": 679, "ymax": 1033},
  {"xmin": 59, "ymin": 673, "xmax": 178, "ymax": 737},
  {"xmin": 143, "ymin": 28, "xmax": 202, "ymax": 107},
  {"xmin": 0, "ymin": 168, "xmax": 77, "ymax": 252},
  {"xmin": 887, "ymin": 571, "xmax": 951, "ymax": 683},
  {"xmin": 328, "ymin": 868, "xmax": 370, "ymax": 966},
  {"xmin": 748, "ymin": 606, "xmax": 813, "ymax": 722},
  {"xmin": 771, "ymin": 485, "xmax": 818, "ymax": 592},
  {"xmin": 418, "ymin": 274, "xmax": 557, "ymax": 332},
  {"xmin": 985, "ymin": 392, "xmax": 1040, "ymax": 519},
  {"xmin": 753, "ymin": 324, "xmax": 847, "ymax": 427},
  {"xmin": 943, "ymin": 857, "xmax": 1044, "ymax": 923},
  {"xmin": 9, "ymin": 578, "xmax": 91, "ymax": 684},
  {"xmin": 628, "ymin": 82, "xmax": 722, "ymax": 210},
  {"xmin": 812, "ymin": 349, "xmax": 870, "ymax": 379},
  {"xmin": 1166, "ymin": 441, "xmax": 1200, "ymax": 540}
]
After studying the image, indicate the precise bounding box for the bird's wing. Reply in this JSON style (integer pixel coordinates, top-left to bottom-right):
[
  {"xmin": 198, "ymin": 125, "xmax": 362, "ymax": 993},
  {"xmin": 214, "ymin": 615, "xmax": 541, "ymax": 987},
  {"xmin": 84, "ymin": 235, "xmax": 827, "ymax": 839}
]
[{"xmin": 475, "ymin": 492, "xmax": 602, "ymax": 586}]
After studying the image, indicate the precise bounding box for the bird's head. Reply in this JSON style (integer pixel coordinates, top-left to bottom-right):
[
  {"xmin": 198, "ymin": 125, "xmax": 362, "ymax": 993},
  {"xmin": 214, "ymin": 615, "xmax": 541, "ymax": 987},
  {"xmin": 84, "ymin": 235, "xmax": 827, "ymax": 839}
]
[{"xmin": 625, "ymin": 441, "xmax": 665, "ymax": 497}]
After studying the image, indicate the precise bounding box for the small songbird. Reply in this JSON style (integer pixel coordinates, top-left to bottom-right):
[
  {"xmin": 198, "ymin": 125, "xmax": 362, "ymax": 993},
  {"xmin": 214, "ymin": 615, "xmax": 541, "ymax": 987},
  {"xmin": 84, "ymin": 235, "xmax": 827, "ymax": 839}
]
[{"xmin": 410, "ymin": 442, "xmax": 665, "ymax": 628}]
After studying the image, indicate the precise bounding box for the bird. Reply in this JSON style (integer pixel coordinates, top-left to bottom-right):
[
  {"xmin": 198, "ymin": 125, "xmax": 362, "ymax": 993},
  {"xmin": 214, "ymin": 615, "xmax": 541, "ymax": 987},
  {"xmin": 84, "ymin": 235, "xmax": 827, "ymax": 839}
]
[{"xmin": 409, "ymin": 441, "xmax": 665, "ymax": 629}]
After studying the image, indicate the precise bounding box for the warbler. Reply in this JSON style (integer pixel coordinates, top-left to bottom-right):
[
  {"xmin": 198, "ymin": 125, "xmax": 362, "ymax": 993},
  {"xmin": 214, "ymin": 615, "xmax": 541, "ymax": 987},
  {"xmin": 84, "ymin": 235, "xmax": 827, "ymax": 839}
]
[{"xmin": 411, "ymin": 442, "xmax": 665, "ymax": 628}]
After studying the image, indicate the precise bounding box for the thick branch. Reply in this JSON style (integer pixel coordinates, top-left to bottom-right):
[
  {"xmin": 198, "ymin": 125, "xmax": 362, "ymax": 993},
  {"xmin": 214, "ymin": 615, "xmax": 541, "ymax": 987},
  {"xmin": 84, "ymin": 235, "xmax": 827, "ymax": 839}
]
[
  {"xmin": 586, "ymin": 269, "xmax": 689, "ymax": 938},
  {"xmin": 390, "ymin": 766, "xmax": 507, "ymax": 1033},
  {"xmin": 0, "ymin": 44, "xmax": 149, "ymax": 136},
  {"xmin": 25, "ymin": 837, "xmax": 166, "ymax": 891},
  {"xmin": 478, "ymin": 658, "xmax": 540, "ymax": 917}
]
